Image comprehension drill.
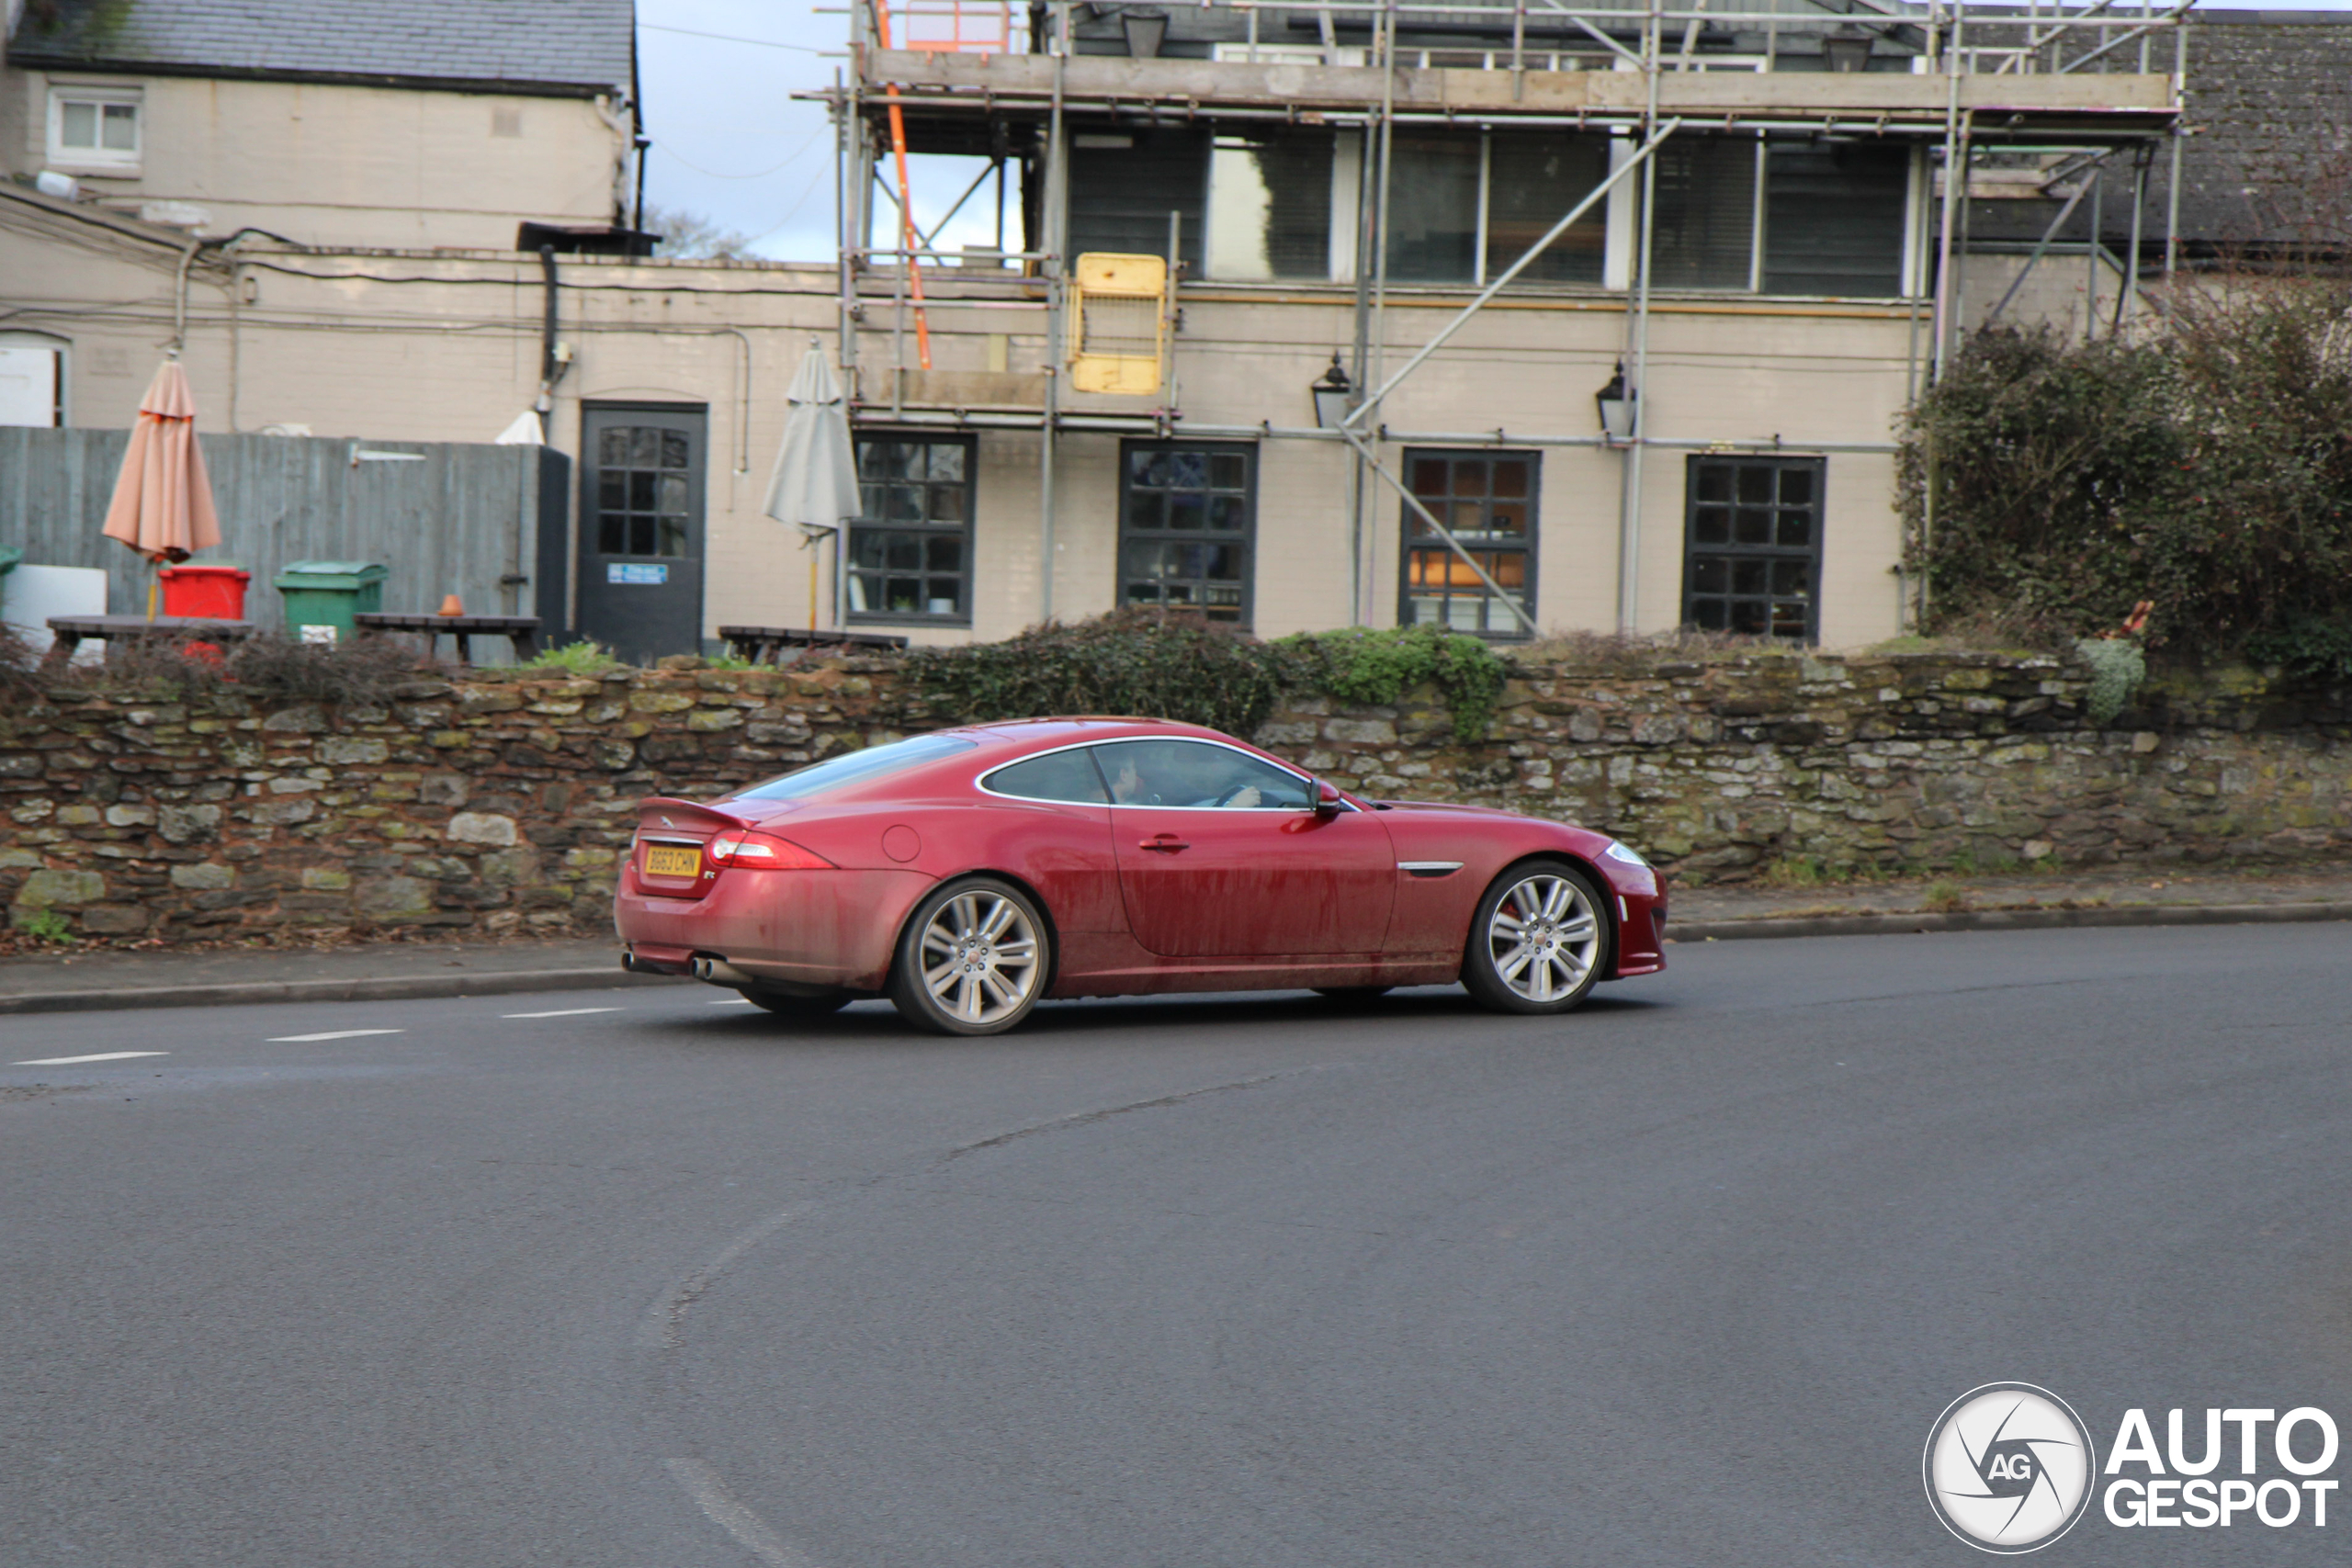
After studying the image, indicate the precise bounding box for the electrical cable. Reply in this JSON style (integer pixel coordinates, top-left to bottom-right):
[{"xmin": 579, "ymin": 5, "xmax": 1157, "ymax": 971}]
[
  {"xmin": 639, "ymin": 23, "xmax": 831, "ymax": 52},
  {"xmin": 651, "ymin": 131, "xmax": 823, "ymax": 181}
]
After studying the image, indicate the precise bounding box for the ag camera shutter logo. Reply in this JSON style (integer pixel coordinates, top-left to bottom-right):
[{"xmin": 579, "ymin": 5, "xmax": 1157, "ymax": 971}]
[{"xmin": 1924, "ymin": 1383, "xmax": 2097, "ymax": 1553}]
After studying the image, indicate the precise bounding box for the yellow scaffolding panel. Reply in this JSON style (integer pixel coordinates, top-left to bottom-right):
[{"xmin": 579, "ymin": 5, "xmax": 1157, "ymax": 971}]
[{"xmin": 1069, "ymin": 253, "xmax": 1170, "ymax": 396}]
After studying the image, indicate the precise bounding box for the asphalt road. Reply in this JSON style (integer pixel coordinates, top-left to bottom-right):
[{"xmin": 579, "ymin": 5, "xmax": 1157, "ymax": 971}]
[{"xmin": 6, "ymin": 925, "xmax": 2350, "ymax": 1566}]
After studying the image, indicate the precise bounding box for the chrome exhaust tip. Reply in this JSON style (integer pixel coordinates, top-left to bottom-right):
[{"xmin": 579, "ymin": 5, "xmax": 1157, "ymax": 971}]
[{"xmin": 690, "ymin": 955, "xmax": 758, "ymax": 987}]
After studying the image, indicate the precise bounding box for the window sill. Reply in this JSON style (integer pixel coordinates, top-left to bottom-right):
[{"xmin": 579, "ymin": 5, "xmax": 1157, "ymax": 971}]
[{"xmin": 847, "ymin": 615, "xmax": 972, "ymax": 629}]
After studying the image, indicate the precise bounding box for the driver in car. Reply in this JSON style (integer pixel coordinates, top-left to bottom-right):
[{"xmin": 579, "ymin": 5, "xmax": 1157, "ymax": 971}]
[{"xmin": 1109, "ymin": 756, "xmax": 1263, "ymax": 808}]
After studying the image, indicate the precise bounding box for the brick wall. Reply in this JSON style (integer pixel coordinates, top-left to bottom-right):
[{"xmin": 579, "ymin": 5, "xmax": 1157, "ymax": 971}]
[{"xmin": 5, "ymin": 650, "xmax": 2349, "ymax": 944}]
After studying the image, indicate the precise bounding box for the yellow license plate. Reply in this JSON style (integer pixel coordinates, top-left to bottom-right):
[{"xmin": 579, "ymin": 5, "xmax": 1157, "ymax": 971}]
[{"xmin": 643, "ymin": 844, "xmax": 702, "ymax": 878}]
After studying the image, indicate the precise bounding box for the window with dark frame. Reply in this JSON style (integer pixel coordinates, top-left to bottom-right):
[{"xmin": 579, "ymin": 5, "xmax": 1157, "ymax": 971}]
[
  {"xmin": 594, "ymin": 425, "xmax": 694, "ymax": 558},
  {"xmin": 1682, "ymin": 455, "xmax": 1825, "ymax": 640},
  {"xmin": 849, "ymin": 434, "xmax": 975, "ymax": 624},
  {"xmin": 1400, "ymin": 449, "xmax": 1537, "ymax": 637},
  {"xmin": 1119, "ymin": 443, "xmax": 1254, "ymax": 625}
]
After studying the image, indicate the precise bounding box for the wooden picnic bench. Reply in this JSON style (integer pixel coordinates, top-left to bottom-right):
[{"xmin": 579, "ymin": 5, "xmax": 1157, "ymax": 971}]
[
  {"xmin": 352, "ymin": 613, "xmax": 541, "ymax": 663},
  {"xmin": 718, "ymin": 625, "xmax": 910, "ymax": 665},
  {"xmin": 43, "ymin": 615, "xmax": 254, "ymax": 666}
]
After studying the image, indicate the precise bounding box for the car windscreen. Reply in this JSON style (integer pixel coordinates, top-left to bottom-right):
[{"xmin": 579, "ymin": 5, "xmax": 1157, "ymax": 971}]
[{"xmin": 731, "ymin": 733, "xmax": 978, "ymax": 803}]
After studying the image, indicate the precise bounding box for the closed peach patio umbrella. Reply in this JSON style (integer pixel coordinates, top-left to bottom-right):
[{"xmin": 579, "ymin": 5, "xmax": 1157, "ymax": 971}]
[{"xmin": 102, "ymin": 360, "xmax": 223, "ymax": 614}]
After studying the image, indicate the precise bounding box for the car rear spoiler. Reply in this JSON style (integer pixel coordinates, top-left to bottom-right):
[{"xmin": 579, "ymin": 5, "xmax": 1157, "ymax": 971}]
[{"xmin": 632, "ymin": 797, "xmax": 752, "ymax": 836}]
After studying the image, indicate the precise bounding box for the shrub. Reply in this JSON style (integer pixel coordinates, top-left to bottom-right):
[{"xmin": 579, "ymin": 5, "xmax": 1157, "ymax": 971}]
[
  {"xmin": 2245, "ymin": 614, "xmax": 2352, "ymax": 684},
  {"xmin": 520, "ymin": 638, "xmax": 627, "ymax": 676},
  {"xmin": 904, "ymin": 613, "xmax": 1513, "ymax": 740},
  {"xmin": 906, "ymin": 609, "xmax": 1285, "ymax": 736},
  {"xmin": 1901, "ymin": 278, "xmax": 2352, "ymax": 659},
  {"xmin": 2075, "ymin": 637, "xmax": 2148, "ymax": 726},
  {"xmin": 1274, "ymin": 625, "xmax": 1509, "ymax": 739},
  {"xmin": 15, "ymin": 909, "xmax": 74, "ymax": 944}
]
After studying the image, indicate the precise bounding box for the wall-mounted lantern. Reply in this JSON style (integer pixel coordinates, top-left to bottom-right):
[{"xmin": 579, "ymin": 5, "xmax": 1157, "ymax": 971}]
[
  {"xmin": 1595, "ymin": 363, "xmax": 1635, "ymax": 445},
  {"xmin": 1122, "ymin": 7, "xmax": 1168, "ymax": 58},
  {"xmin": 1311, "ymin": 354, "xmax": 1355, "ymax": 431},
  {"xmin": 1823, "ymin": 25, "xmax": 1874, "ymax": 73}
]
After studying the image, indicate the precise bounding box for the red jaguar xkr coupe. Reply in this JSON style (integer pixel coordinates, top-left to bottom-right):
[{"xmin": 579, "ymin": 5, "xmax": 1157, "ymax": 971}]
[{"xmin": 615, "ymin": 717, "xmax": 1667, "ymax": 1034}]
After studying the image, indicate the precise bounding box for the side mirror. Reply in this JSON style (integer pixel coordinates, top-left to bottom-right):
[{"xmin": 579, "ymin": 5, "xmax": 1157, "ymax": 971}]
[{"xmin": 1313, "ymin": 780, "xmax": 1344, "ymax": 817}]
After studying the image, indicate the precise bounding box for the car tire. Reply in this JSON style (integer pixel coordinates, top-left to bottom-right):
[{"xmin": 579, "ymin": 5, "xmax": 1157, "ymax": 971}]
[
  {"xmin": 887, "ymin": 876, "xmax": 1053, "ymax": 1036},
  {"xmin": 1461, "ymin": 860, "xmax": 1611, "ymax": 1015},
  {"xmin": 741, "ymin": 987, "xmax": 852, "ymax": 1018}
]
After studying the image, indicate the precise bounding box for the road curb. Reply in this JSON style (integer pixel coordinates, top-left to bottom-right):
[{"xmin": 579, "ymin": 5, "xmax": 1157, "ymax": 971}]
[
  {"xmin": 0, "ymin": 964, "xmax": 689, "ymax": 1017},
  {"xmin": 1668, "ymin": 900, "xmax": 2352, "ymax": 942}
]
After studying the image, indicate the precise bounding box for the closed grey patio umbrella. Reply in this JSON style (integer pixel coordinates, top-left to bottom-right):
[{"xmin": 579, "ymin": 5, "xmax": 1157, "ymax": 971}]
[{"xmin": 762, "ymin": 341, "xmax": 861, "ymax": 630}]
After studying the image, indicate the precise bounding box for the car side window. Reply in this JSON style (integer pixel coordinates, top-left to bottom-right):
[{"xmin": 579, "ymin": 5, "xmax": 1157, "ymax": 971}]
[
  {"xmin": 1091, "ymin": 739, "xmax": 1311, "ymax": 809},
  {"xmin": 983, "ymin": 749, "xmax": 1111, "ymax": 805}
]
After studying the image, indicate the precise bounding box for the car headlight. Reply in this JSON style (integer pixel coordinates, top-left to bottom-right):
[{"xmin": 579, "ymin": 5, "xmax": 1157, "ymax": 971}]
[{"xmin": 1602, "ymin": 840, "xmax": 1649, "ymax": 869}]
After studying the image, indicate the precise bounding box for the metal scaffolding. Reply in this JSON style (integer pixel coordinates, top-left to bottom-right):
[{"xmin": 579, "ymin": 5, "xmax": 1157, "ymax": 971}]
[{"xmin": 819, "ymin": 0, "xmax": 2192, "ymax": 635}]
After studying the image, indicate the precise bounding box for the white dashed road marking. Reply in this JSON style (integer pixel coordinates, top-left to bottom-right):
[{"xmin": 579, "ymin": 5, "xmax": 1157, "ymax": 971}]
[
  {"xmin": 501, "ymin": 1008, "xmax": 622, "ymax": 1019},
  {"xmin": 266, "ymin": 1030, "xmax": 406, "ymax": 1043},
  {"xmin": 13, "ymin": 1051, "xmax": 171, "ymax": 1066}
]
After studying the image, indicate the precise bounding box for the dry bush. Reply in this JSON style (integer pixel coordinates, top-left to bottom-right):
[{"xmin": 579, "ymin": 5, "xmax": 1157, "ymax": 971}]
[
  {"xmin": 1516, "ymin": 627, "xmax": 1789, "ymax": 670},
  {"xmin": 1904, "ymin": 276, "xmax": 2352, "ymax": 658},
  {"xmin": 18, "ymin": 631, "xmax": 443, "ymax": 706}
]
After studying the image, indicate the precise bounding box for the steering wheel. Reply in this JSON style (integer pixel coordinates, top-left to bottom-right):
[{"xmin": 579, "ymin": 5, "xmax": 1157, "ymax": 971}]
[{"xmin": 1211, "ymin": 784, "xmax": 1256, "ymax": 807}]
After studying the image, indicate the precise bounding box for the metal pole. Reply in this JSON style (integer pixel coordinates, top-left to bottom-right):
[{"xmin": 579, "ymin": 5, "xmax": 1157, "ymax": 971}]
[
  {"xmin": 1615, "ymin": 0, "xmax": 1665, "ymax": 637},
  {"xmin": 836, "ymin": 69, "xmax": 858, "ymax": 405},
  {"xmin": 2085, "ymin": 169, "xmax": 2102, "ymax": 340},
  {"xmin": 1904, "ymin": 141, "xmax": 1928, "ymax": 407},
  {"xmin": 2119, "ymin": 144, "xmax": 2148, "ymax": 330},
  {"xmin": 1929, "ymin": 3, "xmax": 1965, "ymax": 381},
  {"xmin": 1039, "ymin": 0, "xmax": 1068, "ymax": 622},
  {"xmin": 1981, "ymin": 166, "xmax": 2099, "ymax": 327},
  {"xmin": 1341, "ymin": 425, "xmax": 1541, "ymax": 634},
  {"xmin": 2165, "ymin": 19, "xmax": 2186, "ymax": 278},
  {"xmin": 1343, "ymin": 120, "xmax": 1681, "ymax": 430},
  {"xmin": 1348, "ymin": 118, "xmax": 1378, "ymax": 626},
  {"xmin": 1363, "ymin": 0, "xmax": 1398, "ymax": 624}
]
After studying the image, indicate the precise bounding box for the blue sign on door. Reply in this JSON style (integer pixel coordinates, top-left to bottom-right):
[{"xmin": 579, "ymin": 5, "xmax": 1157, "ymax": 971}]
[{"xmin": 607, "ymin": 563, "xmax": 670, "ymax": 585}]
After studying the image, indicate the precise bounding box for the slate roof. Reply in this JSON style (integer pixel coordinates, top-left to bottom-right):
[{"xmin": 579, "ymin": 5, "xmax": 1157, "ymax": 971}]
[{"xmin": 6, "ymin": 0, "xmax": 635, "ymax": 98}]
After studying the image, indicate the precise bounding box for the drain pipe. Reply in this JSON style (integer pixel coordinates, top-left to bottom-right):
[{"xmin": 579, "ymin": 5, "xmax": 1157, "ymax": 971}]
[
  {"xmin": 169, "ymin": 235, "xmax": 202, "ymax": 355},
  {"xmin": 535, "ymin": 244, "xmax": 570, "ymax": 414}
]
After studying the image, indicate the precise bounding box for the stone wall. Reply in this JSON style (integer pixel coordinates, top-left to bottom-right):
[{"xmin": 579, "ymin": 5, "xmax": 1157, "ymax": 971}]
[{"xmin": 5, "ymin": 649, "xmax": 2350, "ymax": 944}]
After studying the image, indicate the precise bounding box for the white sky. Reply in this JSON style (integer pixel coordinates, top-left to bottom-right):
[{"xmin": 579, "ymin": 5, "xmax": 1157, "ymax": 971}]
[
  {"xmin": 635, "ymin": 0, "xmax": 2352, "ymax": 263},
  {"xmin": 637, "ymin": 0, "xmax": 1011, "ymax": 261}
]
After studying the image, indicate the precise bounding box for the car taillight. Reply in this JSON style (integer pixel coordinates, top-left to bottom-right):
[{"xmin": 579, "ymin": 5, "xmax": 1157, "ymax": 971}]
[{"xmin": 705, "ymin": 829, "xmax": 833, "ymax": 871}]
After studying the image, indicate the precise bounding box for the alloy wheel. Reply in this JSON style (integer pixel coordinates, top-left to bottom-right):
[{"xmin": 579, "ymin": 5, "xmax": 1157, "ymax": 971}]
[
  {"xmin": 1485, "ymin": 872, "xmax": 1600, "ymax": 1003},
  {"xmin": 917, "ymin": 888, "xmax": 1042, "ymax": 1026}
]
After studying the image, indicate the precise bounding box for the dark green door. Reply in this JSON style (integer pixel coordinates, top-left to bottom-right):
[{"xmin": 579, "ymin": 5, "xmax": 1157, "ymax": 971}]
[{"xmin": 578, "ymin": 403, "xmax": 707, "ymax": 664}]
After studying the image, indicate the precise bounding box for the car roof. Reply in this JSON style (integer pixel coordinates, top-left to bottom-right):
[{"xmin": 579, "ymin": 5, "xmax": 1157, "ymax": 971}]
[{"xmin": 956, "ymin": 716, "xmax": 1228, "ymax": 750}]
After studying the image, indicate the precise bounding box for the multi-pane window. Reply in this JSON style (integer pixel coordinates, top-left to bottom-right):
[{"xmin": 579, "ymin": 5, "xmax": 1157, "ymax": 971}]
[
  {"xmin": 594, "ymin": 426, "xmax": 692, "ymax": 557},
  {"xmin": 850, "ymin": 435, "xmax": 973, "ymax": 623},
  {"xmin": 1400, "ymin": 450, "xmax": 1536, "ymax": 637},
  {"xmin": 1682, "ymin": 456, "xmax": 1824, "ymax": 639},
  {"xmin": 1649, "ymin": 136, "xmax": 1761, "ymax": 290},
  {"xmin": 1205, "ymin": 129, "xmax": 1336, "ymax": 281},
  {"xmin": 1384, "ymin": 131, "xmax": 1609, "ymax": 287},
  {"xmin": 48, "ymin": 89, "xmax": 141, "ymax": 170},
  {"xmin": 1120, "ymin": 443, "xmax": 1254, "ymax": 624}
]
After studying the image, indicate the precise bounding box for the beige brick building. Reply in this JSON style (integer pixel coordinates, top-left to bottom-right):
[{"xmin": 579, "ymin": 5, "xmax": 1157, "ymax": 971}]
[{"xmin": 1, "ymin": 0, "xmax": 2209, "ymax": 660}]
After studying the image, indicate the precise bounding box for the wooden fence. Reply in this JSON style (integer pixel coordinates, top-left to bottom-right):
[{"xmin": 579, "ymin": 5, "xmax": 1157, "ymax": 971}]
[{"xmin": 0, "ymin": 429, "xmax": 571, "ymax": 645}]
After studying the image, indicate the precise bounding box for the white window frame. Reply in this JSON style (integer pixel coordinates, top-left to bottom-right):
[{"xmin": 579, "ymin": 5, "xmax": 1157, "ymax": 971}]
[{"xmin": 46, "ymin": 84, "xmax": 143, "ymax": 174}]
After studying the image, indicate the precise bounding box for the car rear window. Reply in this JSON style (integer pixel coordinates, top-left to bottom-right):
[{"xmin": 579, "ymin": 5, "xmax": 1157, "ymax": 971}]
[
  {"xmin": 732, "ymin": 733, "xmax": 978, "ymax": 802},
  {"xmin": 982, "ymin": 748, "xmax": 1111, "ymax": 805}
]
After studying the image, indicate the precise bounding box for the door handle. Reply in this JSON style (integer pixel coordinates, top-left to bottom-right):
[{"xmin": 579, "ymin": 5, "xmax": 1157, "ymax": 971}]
[{"xmin": 1139, "ymin": 836, "xmax": 1189, "ymax": 853}]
